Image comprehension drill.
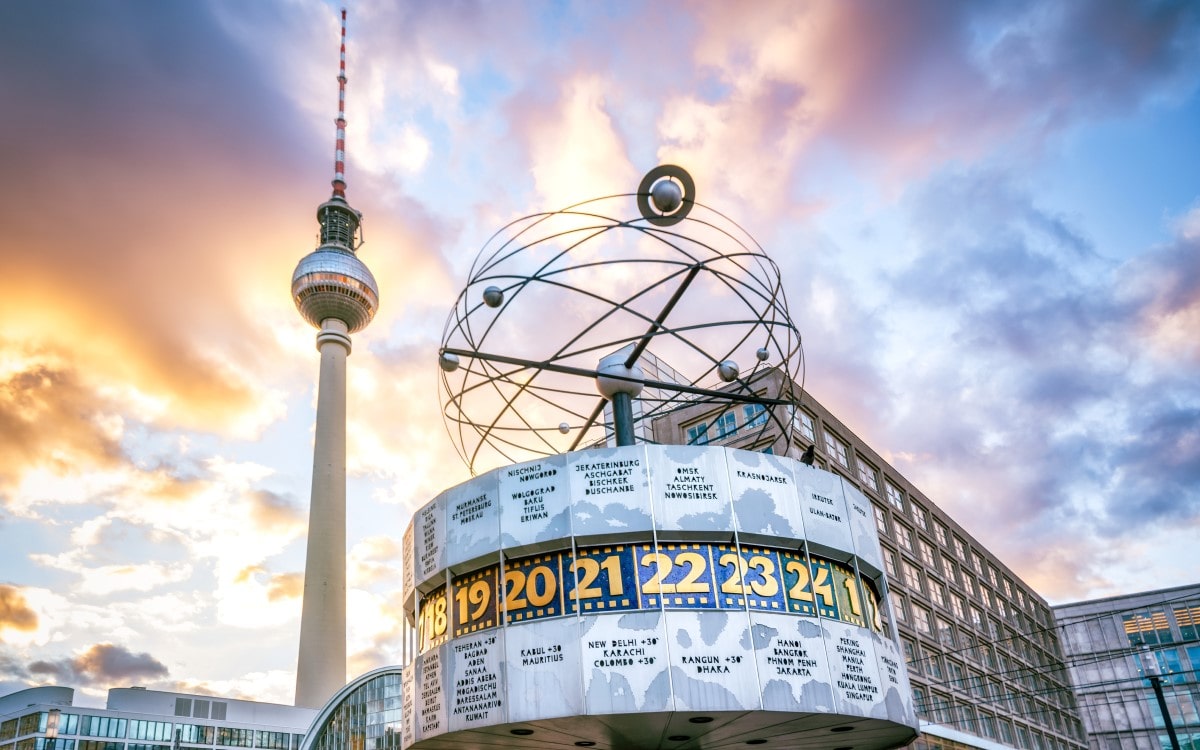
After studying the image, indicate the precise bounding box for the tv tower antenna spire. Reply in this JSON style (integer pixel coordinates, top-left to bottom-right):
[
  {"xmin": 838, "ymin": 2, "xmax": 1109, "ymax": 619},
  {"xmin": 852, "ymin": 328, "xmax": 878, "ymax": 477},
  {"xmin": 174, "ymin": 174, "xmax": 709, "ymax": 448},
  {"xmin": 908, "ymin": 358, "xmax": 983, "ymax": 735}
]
[
  {"xmin": 290, "ymin": 6, "xmax": 379, "ymax": 710},
  {"xmin": 332, "ymin": 7, "xmax": 348, "ymax": 200}
]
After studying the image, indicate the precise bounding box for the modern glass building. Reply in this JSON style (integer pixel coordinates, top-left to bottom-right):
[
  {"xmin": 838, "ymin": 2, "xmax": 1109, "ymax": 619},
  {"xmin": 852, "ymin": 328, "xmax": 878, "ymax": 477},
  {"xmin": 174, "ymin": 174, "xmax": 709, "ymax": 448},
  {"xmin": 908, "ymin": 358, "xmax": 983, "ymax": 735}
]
[
  {"xmin": 0, "ymin": 687, "xmax": 314, "ymax": 750},
  {"xmin": 649, "ymin": 368, "xmax": 1089, "ymax": 750},
  {"xmin": 1053, "ymin": 584, "xmax": 1200, "ymax": 750},
  {"xmin": 300, "ymin": 668, "xmax": 403, "ymax": 750}
]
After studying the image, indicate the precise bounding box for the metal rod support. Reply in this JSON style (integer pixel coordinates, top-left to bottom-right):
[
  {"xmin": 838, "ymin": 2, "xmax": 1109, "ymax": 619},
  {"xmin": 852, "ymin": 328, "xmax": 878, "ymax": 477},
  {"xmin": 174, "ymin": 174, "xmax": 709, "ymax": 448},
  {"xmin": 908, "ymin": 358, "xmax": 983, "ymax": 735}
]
[
  {"xmin": 625, "ymin": 265, "xmax": 702, "ymax": 368},
  {"xmin": 611, "ymin": 392, "xmax": 636, "ymax": 446},
  {"xmin": 442, "ymin": 347, "xmax": 791, "ymax": 406}
]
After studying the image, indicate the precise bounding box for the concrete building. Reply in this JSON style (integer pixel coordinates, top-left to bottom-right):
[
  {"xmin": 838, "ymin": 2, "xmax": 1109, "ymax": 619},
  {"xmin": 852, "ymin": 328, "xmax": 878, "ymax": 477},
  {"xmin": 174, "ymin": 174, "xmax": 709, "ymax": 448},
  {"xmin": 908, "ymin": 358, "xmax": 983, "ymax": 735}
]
[
  {"xmin": 0, "ymin": 687, "xmax": 314, "ymax": 750},
  {"xmin": 649, "ymin": 367, "xmax": 1089, "ymax": 750},
  {"xmin": 1053, "ymin": 584, "xmax": 1200, "ymax": 750}
]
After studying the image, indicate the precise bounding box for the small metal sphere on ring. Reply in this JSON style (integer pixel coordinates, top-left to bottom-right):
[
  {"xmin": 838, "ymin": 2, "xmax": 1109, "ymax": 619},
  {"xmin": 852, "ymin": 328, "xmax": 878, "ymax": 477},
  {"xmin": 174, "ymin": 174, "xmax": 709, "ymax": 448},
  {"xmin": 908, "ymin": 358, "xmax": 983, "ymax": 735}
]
[
  {"xmin": 482, "ymin": 286, "xmax": 504, "ymax": 308},
  {"xmin": 651, "ymin": 179, "xmax": 683, "ymax": 214},
  {"xmin": 636, "ymin": 165, "xmax": 696, "ymax": 227}
]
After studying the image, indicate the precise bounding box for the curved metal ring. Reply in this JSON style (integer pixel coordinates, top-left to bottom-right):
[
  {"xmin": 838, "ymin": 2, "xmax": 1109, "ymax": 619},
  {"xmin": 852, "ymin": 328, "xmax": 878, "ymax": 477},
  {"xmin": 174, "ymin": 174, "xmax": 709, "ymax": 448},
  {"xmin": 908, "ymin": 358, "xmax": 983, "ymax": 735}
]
[{"xmin": 637, "ymin": 164, "xmax": 696, "ymax": 227}]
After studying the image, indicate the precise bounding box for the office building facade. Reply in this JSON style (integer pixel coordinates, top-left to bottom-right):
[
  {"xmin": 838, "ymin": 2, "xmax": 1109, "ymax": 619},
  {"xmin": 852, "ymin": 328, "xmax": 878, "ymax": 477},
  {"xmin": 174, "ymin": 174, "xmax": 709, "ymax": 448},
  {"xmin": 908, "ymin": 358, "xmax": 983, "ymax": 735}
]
[
  {"xmin": 0, "ymin": 687, "xmax": 314, "ymax": 750},
  {"xmin": 1053, "ymin": 584, "xmax": 1200, "ymax": 750},
  {"xmin": 650, "ymin": 368, "xmax": 1088, "ymax": 750}
]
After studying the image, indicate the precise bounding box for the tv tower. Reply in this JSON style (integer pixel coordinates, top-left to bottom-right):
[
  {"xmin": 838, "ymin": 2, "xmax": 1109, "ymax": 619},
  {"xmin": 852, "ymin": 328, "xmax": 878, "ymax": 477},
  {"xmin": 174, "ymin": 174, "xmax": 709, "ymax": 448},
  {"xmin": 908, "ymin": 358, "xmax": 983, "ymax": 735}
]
[{"xmin": 290, "ymin": 7, "xmax": 378, "ymax": 710}]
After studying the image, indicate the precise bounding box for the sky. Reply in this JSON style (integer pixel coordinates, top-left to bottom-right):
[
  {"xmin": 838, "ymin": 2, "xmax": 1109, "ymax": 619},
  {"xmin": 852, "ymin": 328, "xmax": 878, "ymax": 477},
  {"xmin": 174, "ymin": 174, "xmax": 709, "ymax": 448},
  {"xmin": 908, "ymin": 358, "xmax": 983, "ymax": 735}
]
[{"xmin": 1, "ymin": 0, "xmax": 1198, "ymax": 708}]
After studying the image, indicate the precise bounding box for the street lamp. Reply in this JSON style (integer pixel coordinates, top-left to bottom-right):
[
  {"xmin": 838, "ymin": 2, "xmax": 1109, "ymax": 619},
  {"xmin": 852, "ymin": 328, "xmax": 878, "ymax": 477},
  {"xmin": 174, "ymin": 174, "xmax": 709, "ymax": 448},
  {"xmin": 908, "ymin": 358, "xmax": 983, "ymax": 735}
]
[
  {"xmin": 44, "ymin": 709, "xmax": 60, "ymax": 750},
  {"xmin": 1142, "ymin": 647, "xmax": 1181, "ymax": 750}
]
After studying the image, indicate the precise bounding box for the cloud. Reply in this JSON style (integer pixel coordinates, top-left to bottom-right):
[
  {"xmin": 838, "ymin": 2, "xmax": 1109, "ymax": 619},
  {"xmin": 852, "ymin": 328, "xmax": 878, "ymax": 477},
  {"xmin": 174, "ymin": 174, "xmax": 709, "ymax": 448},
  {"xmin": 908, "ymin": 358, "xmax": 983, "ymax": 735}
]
[
  {"xmin": 0, "ymin": 586, "xmax": 38, "ymax": 635},
  {"xmin": 0, "ymin": 355, "xmax": 127, "ymax": 495},
  {"xmin": 266, "ymin": 573, "xmax": 303, "ymax": 603},
  {"xmin": 0, "ymin": 2, "xmax": 309, "ymax": 443},
  {"xmin": 247, "ymin": 490, "xmax": 305, "ymax": 532},
  {"xmin": 1120, "ymin": 203, "xmax": 1200, "ymax": 362},
  {"xmin": 29, "ymin": 643, "xmax": 168, "ymax": 686},
  {"xmin": 861, "ymin": 166, "xmax": 1200, "ymax": 598},
  {"xmin": 349, "ymin": 536, "xmax": 402, "ymax": 588}
]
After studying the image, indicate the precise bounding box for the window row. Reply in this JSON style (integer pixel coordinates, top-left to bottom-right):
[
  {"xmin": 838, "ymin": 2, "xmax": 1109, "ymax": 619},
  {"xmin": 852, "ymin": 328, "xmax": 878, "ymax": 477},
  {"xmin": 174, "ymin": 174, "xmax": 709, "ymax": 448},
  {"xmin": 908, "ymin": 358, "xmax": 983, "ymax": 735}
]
[
  {"xmin": 912, "ymin": 687, "xmax": 1080, "ymax": 750},
  {"xmin": 1, "ymin": 715, "xmax": 301, "ymax": 750},
  {"xmin": 684, "ymin": 404, "xmax": 774, "ymax": 445}
]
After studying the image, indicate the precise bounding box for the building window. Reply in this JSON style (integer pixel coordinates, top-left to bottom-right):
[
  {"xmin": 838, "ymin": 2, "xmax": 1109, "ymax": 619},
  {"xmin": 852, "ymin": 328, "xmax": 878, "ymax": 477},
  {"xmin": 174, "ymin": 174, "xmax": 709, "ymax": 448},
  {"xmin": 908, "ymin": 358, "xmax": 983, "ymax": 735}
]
[
  {"xmin": 78, "ymin": 718, "xmax": 126, "ymax": 740},
  {"xmin": 895, "ymin": 524, "xmax": 913, "ymax": 552},
  {"xmin": 742, "ymin": 403, "xmax": 767, "ymax": 428},
  {"xmin": 714, "ymin": 411, "xmax": 737, "ymax": 438},
  {"xmin": 256, "ymin": 732, "xmax": 290, "ymax": 750},
  {"xmin": 933, "ymin": 520, "xmax": 948, "ymax": 546},
  {"xmin": 1174, "ymin": 604, "xmax": 1200, "ymax": 640},
  {"xmin": 824, "ymin": 432, "xmax": 849, "ymax": 467},
  {"xmin": 928, "ymin": 654, "xmax": 944, "ymax": 680},
  {"xmin": 937, "ymin": 617, "xmax": 956, "ymax": 647},
  {"xmin": 901, "ymin": 561, "xmax": 923, "ymax": 592},
  {"xmin": 988, "ymin": 565, "xmax": 999, "ymax": 586},
  {"xmin": 1003, "ymin": 578, "xmax": 1013, "ymax": 598},
  {"xmin": 913, "ymin": 686, "xmax": 927, "ymax": 714},
  {"xmin": 857, "ymin": 460, "xmax": 879, "ymax": 491},
  {"xmin": 874, "ymin": 505, "xmax": 888, "ymax": 535},
  {"xmin": 980, "ymin": 712, "xmax": 998, "ymax": 740},
  {"xmin": 930, "ymin": 692, "xmax": 952, "ymax": 723},
  {"xmin": 901, "ymin": 638, "xmax": 919, "ymax": 671},
  {"xmin": 981, "ymin": 644, "xmax": 997, "ymax": 670},
  {"xmin": 912, "ymin": 504, "xmax": 928, "ymax": 531},
  {"xmin": 953, "ymin": 536, "xmax": 967, "ymax": 560},
  {"xmin": 942, "ymin": 556, "xmax": 957, "ymax": 584},
  {"xmin": 951, "ymin": 594, "xmax": 965, "ymax": 620},
  {"xmin": 1123, "ymin": 610, "xmax": 1174, "ymax": 645},
  {"xmin": 970, "ymin": 606, "xmax": 983, "ymax": 628},
  {"xmin": 947, "ymin": 659, "xmax": 965, "ymax": 688},
  {"xmin": 918, "ymin": 540, "xmax": 937, "ymax": 567},
  {"xmin": 883, "ymin": 548, "xmax": 897, "ymax": 577},
  {"xmin": 999, "ymin": 720, "xmax": 1015, "ymax": 745},
  {"xmin": 686, "ymin": 422, "xmax": 709, "ymax": 445},
  {"xmin": 217, "ymin": 728, "xmax": 254, "ymax": 748},
  {"xmin": 129, "ymin": 722, "xmax": 173, "ymax": 743},
  {"xmin": 958, "ymin": 704, "xmax": 977, "ymax": 733},
  {"xmin": 969, "ymin": 670, "xmax": 986, "ymax": 699},
  {"xmin": 973, "ymin": 552, "xmax": 985, "ymax": 575},
  {"xmin": 789, "ymin": 405, "xmax": 816, "ymax": 440},
  {"xmin": 1140, "ymin": 647, "xmax": 1186, "ymax": 684},
  {"xmin": 961, "ymin": 574, "xmax": 975, "ymax": 596},
  {"xmin": 913, "ymin": 605, "xmax": 931, "ymax": 634},
  {"xmin": 885, "ymin": 482, "xmax": 905, "ymax": 511},
  {"xmin": 889, "ymin": 591, "xmax": 907, "ymax": 623},
  {"xmin": 930, "ymin": 582, "xmax": 946, "ymax": 608},
  {"xmin": 980, "ymin": 587, "xmax": 992, "ymax": 609},
  {"xmin": 177, "ymin": 726, "xmax": 214, "ymax": 744}
]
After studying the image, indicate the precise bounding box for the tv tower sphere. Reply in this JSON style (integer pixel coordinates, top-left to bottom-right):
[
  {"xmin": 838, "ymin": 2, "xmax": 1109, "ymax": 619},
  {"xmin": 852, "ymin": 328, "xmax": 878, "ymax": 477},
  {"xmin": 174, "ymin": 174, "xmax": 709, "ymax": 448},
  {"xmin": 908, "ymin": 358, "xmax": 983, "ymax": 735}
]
[{"xmin": 291, "ymin": 200, "xmax": 379, "ymax": 333}]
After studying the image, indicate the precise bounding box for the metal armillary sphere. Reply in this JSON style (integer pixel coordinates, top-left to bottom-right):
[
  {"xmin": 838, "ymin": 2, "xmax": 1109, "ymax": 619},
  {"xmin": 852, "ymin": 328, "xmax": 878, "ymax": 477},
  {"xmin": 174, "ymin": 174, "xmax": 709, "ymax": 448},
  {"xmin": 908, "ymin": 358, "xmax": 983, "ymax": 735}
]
[{"xmin": 439, "ymin": 165, "xmax": 805, "ymax": 475}]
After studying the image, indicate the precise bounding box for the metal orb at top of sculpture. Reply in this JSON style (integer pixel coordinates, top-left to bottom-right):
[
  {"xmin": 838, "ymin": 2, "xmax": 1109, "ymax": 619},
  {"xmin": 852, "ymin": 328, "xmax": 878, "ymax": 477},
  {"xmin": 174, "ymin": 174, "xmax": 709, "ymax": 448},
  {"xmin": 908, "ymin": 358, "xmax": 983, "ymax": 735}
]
[{"xmin": 439, "ymin": 165, "xmax": 805, "ymax": 475}]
